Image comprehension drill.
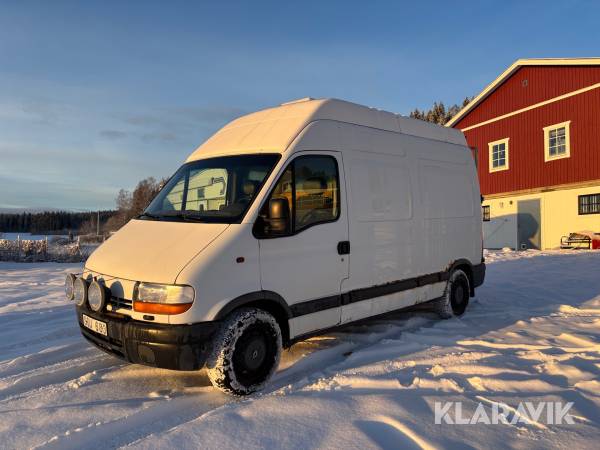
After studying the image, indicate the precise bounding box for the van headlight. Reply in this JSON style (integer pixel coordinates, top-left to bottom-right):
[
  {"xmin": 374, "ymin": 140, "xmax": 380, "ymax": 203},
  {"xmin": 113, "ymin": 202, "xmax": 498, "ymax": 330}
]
[{"xmin": 134, "ymin": 283, "xmax": 194, "ymax": 315}]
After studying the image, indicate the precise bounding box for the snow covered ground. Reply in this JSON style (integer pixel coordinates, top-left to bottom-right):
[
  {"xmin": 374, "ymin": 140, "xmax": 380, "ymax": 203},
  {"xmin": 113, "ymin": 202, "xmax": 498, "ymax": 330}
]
[{"xmin": 1, "ymin": 250, "xmax": 600, "ymax": 449}]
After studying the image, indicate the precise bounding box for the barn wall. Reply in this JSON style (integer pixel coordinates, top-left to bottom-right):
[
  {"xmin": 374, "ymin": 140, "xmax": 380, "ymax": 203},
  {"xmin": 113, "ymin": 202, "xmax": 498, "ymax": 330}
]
[
  {"xmin": 463, "ymin": 86, "xmax": 600, "ymax": 196},
  {"xmin": 455, "ymin": 66, "xmax": 600, "ymax": 129},
  {"xmin": 454, "ymin": 63, "xmax": 600, "ymax": 251}
]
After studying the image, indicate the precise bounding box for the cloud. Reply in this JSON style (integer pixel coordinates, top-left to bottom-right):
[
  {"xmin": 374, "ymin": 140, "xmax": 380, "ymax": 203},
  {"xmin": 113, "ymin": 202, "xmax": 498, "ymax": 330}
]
[
  {"xmin": 125, "ymin": 115, "xmax": 163, "ymax": 126},
  {"xmin": 114, "ymin": 104, "xmax": 245, "ymax": 146},
  {"xmin": 141, "ymin": 132, "xmax": 178, "ymax": 142},
  {"xmin": 0, "ymin": 101, "xmax": 246, "ymax": 210},
  {"xmin": 101, "ymin": 129, "xmax": 180, "ymax": 143},
  {"xmin": 123, "ymin": 105, "xmax": 246, "ymax": 131},
  {"xmin": 0, "ymin": 100, "xmax": 59, "ymax": 125},
  {"xmin": 171, "ymin": 106, "xmax": 247, "ymax": 123},
  {"xmin": 0, "ymin": 97, "xmax": 89, "ymax": 128},
  {"xmin": 100, "ymin": 129, "xmax": 129, "ymax": 140}
]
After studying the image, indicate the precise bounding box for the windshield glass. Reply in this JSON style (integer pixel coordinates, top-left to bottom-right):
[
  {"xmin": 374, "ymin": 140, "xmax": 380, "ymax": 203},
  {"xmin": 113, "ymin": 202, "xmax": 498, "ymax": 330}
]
[{"xmin": 144, "ymin": 154, "xmax": 280, "ymax": 223}]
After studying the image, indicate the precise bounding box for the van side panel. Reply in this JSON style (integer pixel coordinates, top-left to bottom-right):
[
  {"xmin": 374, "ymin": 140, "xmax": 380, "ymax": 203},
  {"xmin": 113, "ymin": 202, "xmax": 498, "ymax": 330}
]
[
  {"xmin": 399, "ymin": 132, "xmax": 481, "ymax": 275},
  {"xmin": 339, "ymin": 125, "xmax": 419, "ymax": 323},
  {"xmin": 344, "ymin": 150, "xmax": 416, "ymax": 287},
  {"xmin": 417, "ymin": 157, "xmax": 479, "ymax": 276},
  {"xmin": 338, "ymin": 124, "xmax": 480, "ymax": 323}
]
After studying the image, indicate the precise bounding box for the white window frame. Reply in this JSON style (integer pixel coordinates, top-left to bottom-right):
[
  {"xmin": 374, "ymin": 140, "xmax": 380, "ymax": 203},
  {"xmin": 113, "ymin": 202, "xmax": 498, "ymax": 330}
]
[
  {"xmin": 543, "ymin": 120, "xmax": 571, "ymax": 162},
  {"xmin": 488, "ymin": 138, "xmax": 510, "ymax": 173}
]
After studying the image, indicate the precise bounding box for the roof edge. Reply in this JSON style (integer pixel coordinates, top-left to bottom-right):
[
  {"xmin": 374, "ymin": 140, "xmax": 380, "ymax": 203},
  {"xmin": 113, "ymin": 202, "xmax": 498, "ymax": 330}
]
[{"xmin": 445, "ymin": 57, "xmax": 600, "ymax": 128}]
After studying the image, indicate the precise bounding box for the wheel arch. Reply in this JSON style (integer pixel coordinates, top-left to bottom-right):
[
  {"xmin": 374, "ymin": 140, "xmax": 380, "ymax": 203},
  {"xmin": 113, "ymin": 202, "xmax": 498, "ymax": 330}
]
[
  {"xmin": 214, "ymin": 291, "xmax": 292, "ymax": 347},
  {"xmin": 447, "ymin": 259, "xmax": 475, "ymax": 296}
]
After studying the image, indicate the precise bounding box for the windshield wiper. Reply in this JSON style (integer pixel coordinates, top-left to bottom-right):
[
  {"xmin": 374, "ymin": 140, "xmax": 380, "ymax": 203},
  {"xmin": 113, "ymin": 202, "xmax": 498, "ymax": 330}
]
[
  {"xmin": 158, "ymin": 212, "xmax": 205, "ymax": 222},
  {"xmin": 137, "ymin": 212, "xmax": 161, "ymax": 220}
]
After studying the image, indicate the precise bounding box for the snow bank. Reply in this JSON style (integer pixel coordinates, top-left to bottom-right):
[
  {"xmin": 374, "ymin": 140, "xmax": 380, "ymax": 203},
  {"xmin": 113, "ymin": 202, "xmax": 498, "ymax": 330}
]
[{"xmin": 1, "ymin": 249, "xmax": 600, "ymax": 449}]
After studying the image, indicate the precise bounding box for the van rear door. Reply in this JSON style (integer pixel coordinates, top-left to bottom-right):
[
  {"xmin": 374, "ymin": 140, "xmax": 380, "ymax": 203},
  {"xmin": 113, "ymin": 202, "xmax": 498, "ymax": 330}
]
[{"xmin": 258, "ymin": 152, "xmax": 349, "ymax": 336}]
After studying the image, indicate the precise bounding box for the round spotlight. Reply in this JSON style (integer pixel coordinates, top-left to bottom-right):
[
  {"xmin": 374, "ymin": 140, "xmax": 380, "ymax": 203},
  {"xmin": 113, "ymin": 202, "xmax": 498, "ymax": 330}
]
[
  {"xmin": 88, "ymin": 280, "xmax": 107, "ymax": 312},
  {"xmin": 73, "ymin": 277, "xmax": 88, "ymax": 307},
  {"xmin": 65, "ymin": 273, "xmax": 76, "ymax": 301}
]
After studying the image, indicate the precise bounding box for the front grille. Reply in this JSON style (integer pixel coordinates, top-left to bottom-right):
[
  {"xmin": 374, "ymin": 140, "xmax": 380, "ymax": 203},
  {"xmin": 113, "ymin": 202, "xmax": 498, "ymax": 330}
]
[{"xmin": 107, "ymin": 296, "xmax": 133, "ymax": 311}]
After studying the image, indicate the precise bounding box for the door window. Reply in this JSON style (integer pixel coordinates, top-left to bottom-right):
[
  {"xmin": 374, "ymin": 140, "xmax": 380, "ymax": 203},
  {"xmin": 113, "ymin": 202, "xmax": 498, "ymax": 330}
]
[
  {"xmin": 295, "ymin": 156, "xmax": 339, "ymax": 231},
  {"xmin": 257, "ymin": 155, "xmax": 340, "ymax": 237}
]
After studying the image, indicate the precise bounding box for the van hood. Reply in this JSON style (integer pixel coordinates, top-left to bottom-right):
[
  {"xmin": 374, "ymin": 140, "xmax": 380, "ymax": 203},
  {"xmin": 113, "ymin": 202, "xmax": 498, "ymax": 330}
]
[{"xmin": 85, "ymin": 219, "xmax": 229, "ymax": 284}]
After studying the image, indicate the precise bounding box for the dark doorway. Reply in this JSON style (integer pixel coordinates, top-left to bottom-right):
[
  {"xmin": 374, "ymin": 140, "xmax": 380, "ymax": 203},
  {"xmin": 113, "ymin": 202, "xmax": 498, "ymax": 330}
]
[{"xmin": 517, "ymin": 199, "xmax": 541, "ymax": 250}]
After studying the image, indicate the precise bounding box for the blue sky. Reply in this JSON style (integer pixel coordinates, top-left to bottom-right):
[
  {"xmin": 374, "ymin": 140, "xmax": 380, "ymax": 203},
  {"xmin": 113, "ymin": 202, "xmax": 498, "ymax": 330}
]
[{"xmin": 1, "ymin": 0, "xmax": 599, "ymax": 211}]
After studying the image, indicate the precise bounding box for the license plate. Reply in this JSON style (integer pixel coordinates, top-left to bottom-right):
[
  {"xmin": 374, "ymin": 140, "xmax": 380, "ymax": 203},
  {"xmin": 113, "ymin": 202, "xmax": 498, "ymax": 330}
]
[{"xmin": 82, "ymin": 314, "xmax": 108, "ymax": 337}]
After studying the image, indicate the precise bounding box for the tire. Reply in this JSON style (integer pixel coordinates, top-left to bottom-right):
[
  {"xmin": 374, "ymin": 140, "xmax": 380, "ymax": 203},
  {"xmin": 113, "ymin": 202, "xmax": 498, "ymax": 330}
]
[
  {"xmin": 206, "ymin": 307, "xmax": 282, "ymax": 395},
  {"xmin": 433, "ymin": 269, "xmax": 470, "ymax": 319}
]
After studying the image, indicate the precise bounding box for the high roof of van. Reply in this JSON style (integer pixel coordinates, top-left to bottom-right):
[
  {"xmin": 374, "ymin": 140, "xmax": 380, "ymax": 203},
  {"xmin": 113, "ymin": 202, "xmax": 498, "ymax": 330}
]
[{"xmin": 187, "ymin": 98, "xmax": 466, "ymax": 161}]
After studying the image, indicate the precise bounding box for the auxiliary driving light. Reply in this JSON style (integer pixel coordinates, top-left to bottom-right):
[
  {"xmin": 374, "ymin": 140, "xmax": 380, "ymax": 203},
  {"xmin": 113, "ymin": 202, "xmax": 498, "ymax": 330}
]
[
  {"xmin": 88, "ymin": 280, "xmax": 108, "ymax": 312},
  {"xmin": 65, "ymin": 273, "xmax": 76, "ymax": 300},
  {"xmin": 73, "ymin": 277, "xmax": 88, "ymax": 307}
]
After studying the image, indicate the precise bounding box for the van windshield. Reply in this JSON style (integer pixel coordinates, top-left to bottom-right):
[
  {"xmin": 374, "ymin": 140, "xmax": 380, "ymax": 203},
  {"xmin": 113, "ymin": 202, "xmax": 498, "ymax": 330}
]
[{"xmin": 142, "ymin": 154, "xmax": 280, "ymax": 223}]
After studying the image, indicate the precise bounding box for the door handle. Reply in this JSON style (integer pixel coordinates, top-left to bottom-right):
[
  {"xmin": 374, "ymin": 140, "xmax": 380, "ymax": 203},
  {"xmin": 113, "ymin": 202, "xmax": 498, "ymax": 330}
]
[{"xmin": 337, "ymin": 241, "xmax": 350, "ymax": 255}]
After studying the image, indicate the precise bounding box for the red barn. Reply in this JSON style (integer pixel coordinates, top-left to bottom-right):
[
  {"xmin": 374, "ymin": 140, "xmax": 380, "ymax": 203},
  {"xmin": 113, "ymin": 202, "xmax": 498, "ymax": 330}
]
[{"xmin": 447, "ymin": 58, "xmax": 600, "ymax": 250}]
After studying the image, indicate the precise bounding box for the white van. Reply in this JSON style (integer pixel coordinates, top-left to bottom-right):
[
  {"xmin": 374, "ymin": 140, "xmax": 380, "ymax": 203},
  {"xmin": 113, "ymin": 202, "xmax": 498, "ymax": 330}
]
[{"xmin": 66, "ymin": 98, "xmax": 485, "ymax": 395}]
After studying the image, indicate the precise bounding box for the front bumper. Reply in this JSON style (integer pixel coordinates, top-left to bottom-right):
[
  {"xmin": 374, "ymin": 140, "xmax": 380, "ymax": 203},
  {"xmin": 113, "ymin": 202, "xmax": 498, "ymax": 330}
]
[{"xmin": 76, "ymin": 306, "xmax": 219, "ymax": 371}]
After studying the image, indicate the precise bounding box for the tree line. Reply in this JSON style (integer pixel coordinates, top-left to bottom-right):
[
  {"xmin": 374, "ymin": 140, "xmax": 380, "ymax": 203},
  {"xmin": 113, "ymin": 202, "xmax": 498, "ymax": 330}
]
[
  {"xmin": 0, "ymin": 178, "xmax": 165, "ymax": 235},
  {"xmin": 0, "ymin": 211, "xmax": 117, "ymax": 235},
  {"xmin": 409, "ymin": 97, "xmax": 472, "ymax": 125}
]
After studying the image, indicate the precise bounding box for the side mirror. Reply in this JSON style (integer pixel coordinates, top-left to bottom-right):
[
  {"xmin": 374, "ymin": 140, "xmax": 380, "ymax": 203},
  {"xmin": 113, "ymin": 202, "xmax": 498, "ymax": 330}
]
[{"xmin": 268, "ymin": 198, "xmax": 290, "ymax": 235}]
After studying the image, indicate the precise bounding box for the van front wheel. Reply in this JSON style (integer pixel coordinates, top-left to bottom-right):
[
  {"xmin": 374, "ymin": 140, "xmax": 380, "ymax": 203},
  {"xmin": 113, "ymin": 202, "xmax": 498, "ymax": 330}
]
[
  {"xmin": 206, "ymin": 307, "xmax": 282, "ymax": 395},
  {"xmin": 434, "ymin": 269, "xmax": 470, "ymax": 319}
]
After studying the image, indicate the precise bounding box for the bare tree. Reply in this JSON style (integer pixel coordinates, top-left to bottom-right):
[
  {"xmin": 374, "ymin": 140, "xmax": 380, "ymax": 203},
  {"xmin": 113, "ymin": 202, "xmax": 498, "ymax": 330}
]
[
  {"xmin": 116, "ymin": 189, "xmax": 132, "ymax": 212},
  {"xmin": 130, "ymin": 177, "xmax": 161, "ymax": 218},
  {"xmin": 104, "ymin": 177, "xmax": 166, "ymax": 231}
]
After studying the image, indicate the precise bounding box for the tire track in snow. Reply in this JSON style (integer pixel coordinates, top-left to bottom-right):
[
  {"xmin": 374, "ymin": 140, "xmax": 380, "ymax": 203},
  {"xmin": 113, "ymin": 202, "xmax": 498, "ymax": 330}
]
[
  {"xmin": 34, "ymin": 391, "xmax": 228, "ymax": 450},
  {"xmin": 125, "ymin": 314, "xmax": 442, "ymax": 449},
  {"xmin": 0, "ymin": 342, "xmax": 92, "ymax": 378},
  {"xmin": 0, "ymin": 354, "xmax": 120, "ymax": 402},
  {"xmin": 355, "ymin": 415, "xmax": 437, "ymax": 450},
  {"xmin": 36, "ymin": 315, "xmax": 433, "ymax": 450},
  {"xmin": 269, "ymin": 313, "xmax": 441, "ymax": 394}
]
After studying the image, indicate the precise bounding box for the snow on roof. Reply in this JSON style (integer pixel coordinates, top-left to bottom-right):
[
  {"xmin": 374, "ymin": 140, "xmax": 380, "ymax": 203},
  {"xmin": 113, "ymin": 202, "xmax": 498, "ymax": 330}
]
[
  {"xmin": 187, "ymin": 98, "xmax": 465, "ymax": 161},
  {"xmin": 446, "ymin": 57, "xmax": 600, "ymax": 128}
]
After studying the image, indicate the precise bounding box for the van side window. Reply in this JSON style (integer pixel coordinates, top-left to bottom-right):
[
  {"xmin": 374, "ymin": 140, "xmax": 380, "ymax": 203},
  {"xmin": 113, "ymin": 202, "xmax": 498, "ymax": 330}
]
[{"xmin": 257, "ymin": 155, "xmax": 340, "ymax": 237}]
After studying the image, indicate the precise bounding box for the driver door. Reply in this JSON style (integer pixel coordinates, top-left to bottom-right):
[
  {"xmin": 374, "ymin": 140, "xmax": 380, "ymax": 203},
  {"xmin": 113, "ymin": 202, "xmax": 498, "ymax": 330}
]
[{"xmin": 257, "ymin": 152, "xmax": 349, "ymax": 336}]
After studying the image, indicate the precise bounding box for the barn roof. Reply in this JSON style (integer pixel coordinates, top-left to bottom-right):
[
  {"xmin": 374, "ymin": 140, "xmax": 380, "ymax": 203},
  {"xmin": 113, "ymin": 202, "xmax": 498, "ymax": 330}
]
[{"xmin": 446, "ymin": 58, "xmax": 600, "ymax": 128}]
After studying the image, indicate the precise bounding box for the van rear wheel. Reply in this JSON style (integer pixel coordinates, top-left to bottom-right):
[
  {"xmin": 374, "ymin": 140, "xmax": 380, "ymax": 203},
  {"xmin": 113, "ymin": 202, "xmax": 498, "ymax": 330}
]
[
  {"xmin": 206, "ymin": 307, "xmax": 282, "ymax": 395},
  {"xmin": 434, "ymin": 269, "xmax": 470, "ymax": 319}
]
